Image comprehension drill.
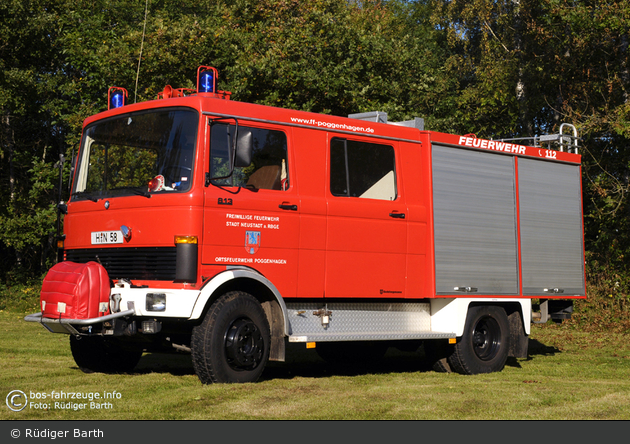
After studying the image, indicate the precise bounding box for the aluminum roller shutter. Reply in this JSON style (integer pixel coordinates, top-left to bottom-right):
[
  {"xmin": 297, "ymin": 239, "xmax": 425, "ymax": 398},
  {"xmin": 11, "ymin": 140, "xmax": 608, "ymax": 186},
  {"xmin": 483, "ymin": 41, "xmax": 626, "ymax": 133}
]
[
  {"xmin": 432, "ymin": 144, "xmax": 519, "ymax": 295},
  {"xmin": 517, "ymin": 158, "xmax": 586, "ymax": 296}
]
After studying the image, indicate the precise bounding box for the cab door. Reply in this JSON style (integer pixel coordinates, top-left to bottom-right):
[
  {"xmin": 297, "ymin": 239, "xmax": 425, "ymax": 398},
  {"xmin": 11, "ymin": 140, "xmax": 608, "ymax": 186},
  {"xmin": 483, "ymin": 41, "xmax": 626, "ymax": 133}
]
[
  {"xmin": 324, "ymin": 137, "xmax": 408, "ymax": 298},
  {"xmin": 201, "ymin": 120, "xmax": 300, "ymax": 298}
]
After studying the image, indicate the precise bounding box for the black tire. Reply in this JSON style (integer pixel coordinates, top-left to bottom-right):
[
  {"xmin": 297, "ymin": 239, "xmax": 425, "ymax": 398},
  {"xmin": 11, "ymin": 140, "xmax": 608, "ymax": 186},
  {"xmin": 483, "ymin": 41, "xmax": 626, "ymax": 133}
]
[
  {"xmin": 315, "ymin": 341, "xmax": 389, "ymax": 369},
  {"xmin": 191, "ymin": 291, "xmax": 270, "ymax": 384},
  {"xmin": 423, "ymin": 339, "xmax": 454, "ymax": 373},
  {"xmin": 448, "ymin": 305, "xmax": 510, "ymax": 375},
  {"xmin": 70, "ymin": 336, "xmax": 142, "ymax": 374}
]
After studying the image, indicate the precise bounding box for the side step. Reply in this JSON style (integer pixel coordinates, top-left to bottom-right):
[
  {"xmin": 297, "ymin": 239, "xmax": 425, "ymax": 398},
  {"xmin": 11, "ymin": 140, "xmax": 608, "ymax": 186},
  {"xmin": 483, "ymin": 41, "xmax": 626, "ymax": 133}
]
[{"xmin": 286, "ymin": 302, "xmax": 455, "ymax": 343}]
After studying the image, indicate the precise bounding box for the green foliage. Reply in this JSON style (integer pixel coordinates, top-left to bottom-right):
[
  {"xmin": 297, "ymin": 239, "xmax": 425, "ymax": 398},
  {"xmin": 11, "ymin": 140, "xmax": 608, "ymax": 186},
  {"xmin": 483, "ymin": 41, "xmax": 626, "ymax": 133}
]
[
  {"xmin": 0, "ymin": 276, "xmax": 44, "ymax": 313},
  {"xmin": 209, "ymin": 0, "xmax": 448, "ymax": 122}
]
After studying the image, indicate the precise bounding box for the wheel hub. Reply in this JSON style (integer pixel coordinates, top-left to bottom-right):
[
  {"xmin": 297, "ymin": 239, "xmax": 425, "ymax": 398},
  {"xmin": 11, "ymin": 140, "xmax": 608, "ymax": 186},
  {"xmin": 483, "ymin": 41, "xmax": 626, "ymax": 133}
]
[
  {"xmin": 224, "ymin": 317, "xmax": 264, "ymax": 370},
  {"xmin": 472, "ymin": 316, "xmax": 501, "ymax": 361}
]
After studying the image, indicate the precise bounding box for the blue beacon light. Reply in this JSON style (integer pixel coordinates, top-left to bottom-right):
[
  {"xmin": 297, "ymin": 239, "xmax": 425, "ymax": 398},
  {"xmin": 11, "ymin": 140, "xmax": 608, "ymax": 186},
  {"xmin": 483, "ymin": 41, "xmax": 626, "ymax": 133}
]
[
  {"xmin": 197, "ymin": 66, "xmax": 218, "ymax": 94},
  {"xmin": 111, "ymin": 91, "xmax": 124, "ymax": 108},
  {"xmin": 107, "ymin": 87, "xmax": 128, "ymax": 110},
  {"xmin": 198, "ymin": 71, "xmax": 214, "ymax": 93}
]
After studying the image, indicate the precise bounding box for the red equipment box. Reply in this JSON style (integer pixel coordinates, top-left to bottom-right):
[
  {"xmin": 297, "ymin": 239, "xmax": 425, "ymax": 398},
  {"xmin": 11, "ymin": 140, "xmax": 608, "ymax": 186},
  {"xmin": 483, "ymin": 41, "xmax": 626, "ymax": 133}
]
[{"xmin": 40, "ymin": 261, "xmax": 111, "ymax": 319}]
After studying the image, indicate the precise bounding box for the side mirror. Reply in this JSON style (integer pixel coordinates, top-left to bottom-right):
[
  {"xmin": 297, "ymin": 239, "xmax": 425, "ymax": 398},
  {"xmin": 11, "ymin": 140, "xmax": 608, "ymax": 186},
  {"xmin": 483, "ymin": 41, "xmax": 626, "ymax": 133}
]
[{"xmin": 235, "ymin": 130, "xmax": 252, "ymax": 168}]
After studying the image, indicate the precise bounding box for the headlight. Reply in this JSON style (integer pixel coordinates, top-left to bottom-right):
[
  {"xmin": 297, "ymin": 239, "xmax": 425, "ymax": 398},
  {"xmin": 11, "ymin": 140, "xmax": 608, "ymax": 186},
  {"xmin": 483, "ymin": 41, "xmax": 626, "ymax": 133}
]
[{"xmin": 146, "ymin": 293, "xmax": 166, "ymax": 312}]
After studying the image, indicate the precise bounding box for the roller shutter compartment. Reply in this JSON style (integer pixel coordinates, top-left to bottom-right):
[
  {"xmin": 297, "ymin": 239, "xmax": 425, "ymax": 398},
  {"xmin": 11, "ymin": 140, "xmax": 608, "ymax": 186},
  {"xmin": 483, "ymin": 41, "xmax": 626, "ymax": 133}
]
[
  {"xmin": 517, "ymin": 158, "xmax": 585, "ymax": 296},
  {"xmin": 432, "ymin": 145, "xmax": 519, "ymax": 295}
]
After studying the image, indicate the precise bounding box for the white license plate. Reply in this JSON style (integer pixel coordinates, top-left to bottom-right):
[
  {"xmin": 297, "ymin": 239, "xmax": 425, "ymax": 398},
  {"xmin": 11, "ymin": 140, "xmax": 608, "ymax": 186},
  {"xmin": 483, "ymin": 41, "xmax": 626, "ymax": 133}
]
[{"xmin": 91, "ymin": 231, "xmax": 123, "ymax": 244}]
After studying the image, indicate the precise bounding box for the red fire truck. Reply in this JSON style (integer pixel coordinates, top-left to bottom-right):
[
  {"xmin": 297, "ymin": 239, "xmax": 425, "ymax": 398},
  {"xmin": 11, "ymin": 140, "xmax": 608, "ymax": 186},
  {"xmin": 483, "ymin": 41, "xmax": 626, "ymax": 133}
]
[{"xmin": 26, "ymin": 66, "xmax": 585, "ymax": 383}]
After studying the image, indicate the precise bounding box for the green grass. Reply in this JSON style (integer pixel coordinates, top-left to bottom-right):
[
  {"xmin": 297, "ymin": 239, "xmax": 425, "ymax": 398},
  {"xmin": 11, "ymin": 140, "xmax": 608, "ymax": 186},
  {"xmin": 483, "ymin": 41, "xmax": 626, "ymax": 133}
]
[{"xmin": 2, "ymin": 310, "xmax": 630, "ymax": 420}]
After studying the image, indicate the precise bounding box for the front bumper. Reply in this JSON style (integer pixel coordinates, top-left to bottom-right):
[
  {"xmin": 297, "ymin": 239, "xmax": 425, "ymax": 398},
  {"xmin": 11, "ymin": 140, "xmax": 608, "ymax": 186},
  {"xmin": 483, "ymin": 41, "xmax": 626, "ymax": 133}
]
[
  {"xmin": 25, "ymin": 280, "xmax": 203, "ymax": 335},
  {"xmin": 24, "ymin": 308, "xmax": 136, "ymax": 335}
]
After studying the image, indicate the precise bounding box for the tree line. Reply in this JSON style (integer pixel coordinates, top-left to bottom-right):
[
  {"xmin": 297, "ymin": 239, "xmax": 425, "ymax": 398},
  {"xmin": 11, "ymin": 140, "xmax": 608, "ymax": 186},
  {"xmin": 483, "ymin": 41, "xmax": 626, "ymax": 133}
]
[{"xmin": 1, "ymin": 0, "xmax": 629, "ymax": 304}]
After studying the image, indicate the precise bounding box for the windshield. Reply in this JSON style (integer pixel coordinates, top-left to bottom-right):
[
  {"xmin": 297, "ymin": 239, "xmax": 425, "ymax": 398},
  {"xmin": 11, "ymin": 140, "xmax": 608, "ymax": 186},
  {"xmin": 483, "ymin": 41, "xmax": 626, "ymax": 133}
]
[{"xmin": 72, "ymin": 108, "xmax": 198, "ymax": 200}]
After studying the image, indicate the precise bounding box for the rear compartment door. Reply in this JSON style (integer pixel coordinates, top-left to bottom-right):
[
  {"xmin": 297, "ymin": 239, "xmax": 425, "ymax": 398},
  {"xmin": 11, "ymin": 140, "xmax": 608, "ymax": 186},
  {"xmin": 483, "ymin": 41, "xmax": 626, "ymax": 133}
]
[
  {"xmin": 431, "ymin": 144, "xmax": 520, "ymax": 295},
  {"xmin": 517, "ymin": 158, "xmax": 585, "ymax": 296}
]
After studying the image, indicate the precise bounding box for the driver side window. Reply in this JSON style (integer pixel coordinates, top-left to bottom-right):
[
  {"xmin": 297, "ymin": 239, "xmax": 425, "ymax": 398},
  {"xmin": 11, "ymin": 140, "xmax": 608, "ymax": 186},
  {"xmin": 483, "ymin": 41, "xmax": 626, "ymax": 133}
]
[{"xmin": 210, "ymin": 123, "xmax": 289, "ymax": 190}]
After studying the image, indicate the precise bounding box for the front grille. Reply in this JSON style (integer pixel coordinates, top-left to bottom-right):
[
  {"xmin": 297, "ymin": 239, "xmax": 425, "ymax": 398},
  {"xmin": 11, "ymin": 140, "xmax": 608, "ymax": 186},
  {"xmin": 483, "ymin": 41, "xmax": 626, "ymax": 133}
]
[{"xmin": 65, "ymin": 247, "xmax": 177, "ymax": 281}]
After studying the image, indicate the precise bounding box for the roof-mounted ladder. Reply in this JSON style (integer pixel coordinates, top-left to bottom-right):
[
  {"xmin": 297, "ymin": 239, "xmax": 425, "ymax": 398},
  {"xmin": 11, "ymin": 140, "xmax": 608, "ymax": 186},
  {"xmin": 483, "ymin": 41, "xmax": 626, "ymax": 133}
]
[
  {"xmin": 498, "ymin": 123, "xmax": 580, "ymax": 154},
  {"xmin": 537, "ymin": 123, "xmax": 579, "ymax": 154}
]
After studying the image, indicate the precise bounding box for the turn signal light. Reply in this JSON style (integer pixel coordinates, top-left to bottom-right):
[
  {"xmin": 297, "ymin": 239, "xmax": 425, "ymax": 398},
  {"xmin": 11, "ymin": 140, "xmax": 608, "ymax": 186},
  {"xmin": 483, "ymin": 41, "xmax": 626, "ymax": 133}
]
[{"xmin": 175, "ymin": 235, "xmax": 198, "ymax": 244}]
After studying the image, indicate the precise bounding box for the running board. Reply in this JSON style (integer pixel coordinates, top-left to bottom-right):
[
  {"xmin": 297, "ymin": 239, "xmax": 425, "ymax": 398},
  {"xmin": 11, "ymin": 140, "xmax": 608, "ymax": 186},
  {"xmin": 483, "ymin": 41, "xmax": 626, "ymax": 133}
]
[{"xmin": 285, "ymin": 302, "xmax": 455, "ymax": 343}]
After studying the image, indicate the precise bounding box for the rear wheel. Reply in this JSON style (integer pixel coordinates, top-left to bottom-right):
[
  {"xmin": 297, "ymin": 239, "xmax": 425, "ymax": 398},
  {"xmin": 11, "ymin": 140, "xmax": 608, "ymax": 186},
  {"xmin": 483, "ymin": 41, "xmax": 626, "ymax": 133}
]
[
  {"xmin": 448, "ymin": 305, "xmax": 509, "ymax": 375},
  {"xmin": 191, "ymin": 291, "xmax": 270, "ymax": 384},
  {"xmin": 70, "ymin": 336, "xmax": 142, "ymax": 374}
]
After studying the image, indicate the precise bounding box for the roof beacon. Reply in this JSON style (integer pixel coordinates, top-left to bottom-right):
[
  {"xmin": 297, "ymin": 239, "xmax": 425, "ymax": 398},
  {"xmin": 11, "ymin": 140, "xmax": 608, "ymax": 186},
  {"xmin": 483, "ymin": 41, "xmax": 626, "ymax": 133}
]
[
  {"xmin": 197, "ymin": 66, "xmax": 217, "ymax": 94},
  {"xmin": 107, "ymin": 87, "xmax": 128, "ymax": 110}
]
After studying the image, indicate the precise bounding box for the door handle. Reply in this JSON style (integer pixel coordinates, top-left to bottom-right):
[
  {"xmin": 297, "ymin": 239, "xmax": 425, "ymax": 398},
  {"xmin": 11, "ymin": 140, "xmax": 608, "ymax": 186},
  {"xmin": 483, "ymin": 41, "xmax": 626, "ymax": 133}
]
[
  {"xmin": 279, "ymin": 203, "xmax": 298, "ymax": 211},
  {"xmin": 389, "ymin": 212, "xmax": 406, "ymax": 219}
]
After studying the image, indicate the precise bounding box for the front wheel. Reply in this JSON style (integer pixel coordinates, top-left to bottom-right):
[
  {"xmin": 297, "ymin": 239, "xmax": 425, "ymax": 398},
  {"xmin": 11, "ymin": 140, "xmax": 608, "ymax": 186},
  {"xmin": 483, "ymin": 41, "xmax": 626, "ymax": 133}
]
[
  {"xmin": 191, "ymin": 291, "xmax": 270, "ymax": 384},
  {"xmin": 448, "ymin": 306, "xmax": 510, "ymax": 375}
]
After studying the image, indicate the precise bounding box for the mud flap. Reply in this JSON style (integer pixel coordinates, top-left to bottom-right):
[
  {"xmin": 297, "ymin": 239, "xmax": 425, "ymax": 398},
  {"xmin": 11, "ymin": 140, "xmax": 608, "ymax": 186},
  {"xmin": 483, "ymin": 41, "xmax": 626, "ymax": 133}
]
[{"xmin": 508, "ymin": 310, "xmax": 529, "ymax": 359}]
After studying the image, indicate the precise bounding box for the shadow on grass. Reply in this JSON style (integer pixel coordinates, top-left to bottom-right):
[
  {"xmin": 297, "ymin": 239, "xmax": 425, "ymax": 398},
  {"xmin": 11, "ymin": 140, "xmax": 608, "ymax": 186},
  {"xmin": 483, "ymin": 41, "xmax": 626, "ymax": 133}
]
[
  {"xmin": 69, "ymin": 353, "xmax": 197, "ymax": 377},
  {"xmin": 527, "ymin": 338, "xmax": 561, "ymax": 356},
  {"xmin": 262, "ymin": 343, "xmax": 435, "ymax": 381},
  {"xmin": 100, "ymin": 343, "xmax": 434, "ymax": 381},
  {"xmin": 133, "ymin": 352, "xmax": 196, "ymax": 376},
  {"xmin": 83, "ymin": 337, "xmax": 562, "ymax": 381},
  {"xmin": 504, "ymin": 337, "xmax": 561, "ymax": 370}
]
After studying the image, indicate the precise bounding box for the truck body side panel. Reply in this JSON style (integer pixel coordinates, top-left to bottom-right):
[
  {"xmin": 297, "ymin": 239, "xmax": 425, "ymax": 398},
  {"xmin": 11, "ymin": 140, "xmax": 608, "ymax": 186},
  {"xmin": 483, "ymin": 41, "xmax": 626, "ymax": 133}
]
[
  {"xmin": 399, "ymin": 137, "xmax": 433, "ymax": 299},
  {"xmin": 292, "ymin": 128, "xmax": 327, "ymax": 299}
]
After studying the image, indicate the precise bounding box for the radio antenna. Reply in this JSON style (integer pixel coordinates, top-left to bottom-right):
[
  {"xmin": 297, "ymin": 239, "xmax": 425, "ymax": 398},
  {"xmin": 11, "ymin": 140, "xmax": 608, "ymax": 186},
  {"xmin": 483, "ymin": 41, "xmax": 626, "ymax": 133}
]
[{"xmin": 134, "ymin": 0, "xmax": 150, "ymax": 103}]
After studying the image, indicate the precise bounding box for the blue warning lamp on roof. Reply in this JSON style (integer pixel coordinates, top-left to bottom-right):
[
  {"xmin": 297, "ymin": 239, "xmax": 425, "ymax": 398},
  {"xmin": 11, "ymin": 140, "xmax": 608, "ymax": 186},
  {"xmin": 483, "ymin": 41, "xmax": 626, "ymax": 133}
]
[
  {"xmin": 197, "ymin": 66, "xmax": 218, "ymax": 94},
  {"xmin": 199, "ymin": 71, "xmax": 214, "ymax": 93},
  {"xmin": 108, "ymin": 87, "xmax": 128, "ymax": 110}
]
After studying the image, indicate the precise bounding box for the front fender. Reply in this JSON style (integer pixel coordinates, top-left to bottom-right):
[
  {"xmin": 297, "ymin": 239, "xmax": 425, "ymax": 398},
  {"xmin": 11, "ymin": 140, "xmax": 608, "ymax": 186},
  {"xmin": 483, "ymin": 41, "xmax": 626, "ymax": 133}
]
[{"xmin": 189, "ymin": 267, "xmax": 291, "ymax": 336}]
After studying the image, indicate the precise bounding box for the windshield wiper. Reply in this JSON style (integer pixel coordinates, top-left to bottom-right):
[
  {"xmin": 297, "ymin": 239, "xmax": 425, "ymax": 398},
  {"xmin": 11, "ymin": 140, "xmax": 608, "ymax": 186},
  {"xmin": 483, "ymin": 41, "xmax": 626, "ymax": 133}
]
[
  {"xmin": 108, "ymin": 187, "xmax": 151, "ymax": 198},
  {"xmin": 71, "ymin": 191, "xmax": 99, "ymax": 202}
]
